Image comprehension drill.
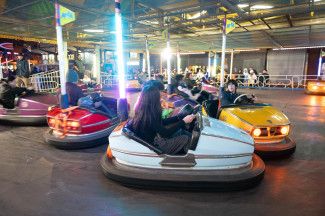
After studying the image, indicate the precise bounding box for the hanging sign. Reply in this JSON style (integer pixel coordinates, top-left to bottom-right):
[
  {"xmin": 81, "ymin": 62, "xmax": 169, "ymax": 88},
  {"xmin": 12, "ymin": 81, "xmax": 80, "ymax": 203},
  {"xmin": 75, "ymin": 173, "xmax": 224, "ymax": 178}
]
[
  {"xmin": 226, "ymin": 19, "xmax": 235, "ymax": 34},
  {"xmin": 57, "ymin": 4, "xmax": 75, "ymax": 26}
]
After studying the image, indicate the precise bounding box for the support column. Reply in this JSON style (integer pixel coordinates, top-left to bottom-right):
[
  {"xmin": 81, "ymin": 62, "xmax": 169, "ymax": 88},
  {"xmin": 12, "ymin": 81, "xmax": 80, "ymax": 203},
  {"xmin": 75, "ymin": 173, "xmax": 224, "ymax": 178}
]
[
  {"xmin": 219, "ymin": 16, "xmax": 227, "ymax": 99},
  {"xmin": 177, "ymin": 43, "xmax": 181, "ymax": 74},
  {"xmin": 145, "ymin": 37, "xmax": 151, "ymax": 78},
  {"xmin": 115, "ymin": 0, "xmax": 128, "ymax": 121},
  {"xmin": 93, "ymin": 45, "xmax": 101, "ymax": 83},
  {"xmin": 55, "ymin": 2, "xmax": 68, "ymax": 109},
  {"xmin": 230, "ymin": 49, "xmax": 234, "ymax": 78}
]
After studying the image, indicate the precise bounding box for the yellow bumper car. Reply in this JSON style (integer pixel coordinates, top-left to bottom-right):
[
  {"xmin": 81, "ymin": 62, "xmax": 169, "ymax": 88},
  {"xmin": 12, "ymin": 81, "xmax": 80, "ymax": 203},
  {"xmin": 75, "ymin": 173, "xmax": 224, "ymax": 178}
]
[{"xmin": 203, "ymin": 94, "xmax": 296, "ymax": 158}]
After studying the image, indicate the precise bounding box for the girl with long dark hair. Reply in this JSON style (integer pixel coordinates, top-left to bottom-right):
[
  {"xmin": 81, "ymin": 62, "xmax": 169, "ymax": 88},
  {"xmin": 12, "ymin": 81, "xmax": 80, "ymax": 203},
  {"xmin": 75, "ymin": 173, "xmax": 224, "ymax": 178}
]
[{"xmin": 129, "ymin": 83, "xmax": 195, "ymax": 155}]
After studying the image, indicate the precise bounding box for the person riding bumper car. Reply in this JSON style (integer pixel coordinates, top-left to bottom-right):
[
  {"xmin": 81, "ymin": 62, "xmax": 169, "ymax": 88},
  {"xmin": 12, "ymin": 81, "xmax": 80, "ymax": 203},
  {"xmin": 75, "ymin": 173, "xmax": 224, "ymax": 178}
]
[{"xmin": 0, "ymin": 76, "xmax": 57, "ymax": 125}]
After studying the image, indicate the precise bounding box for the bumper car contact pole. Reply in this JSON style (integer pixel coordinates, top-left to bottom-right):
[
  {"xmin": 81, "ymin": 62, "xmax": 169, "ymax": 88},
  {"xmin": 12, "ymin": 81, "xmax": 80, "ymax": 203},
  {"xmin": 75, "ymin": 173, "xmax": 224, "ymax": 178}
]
[
  {"xmin": 166, "ymin": 30, "xmax": 172, "ymax": 95},
  {"xmin": 218, "ymin": 15, "xmax": 227, "ymax": 103},
  {"xmin": 115, "ymin": 0, "xmax": 128, "ymax": 121},
  {"xmin": 145, "ymin": 36, "xmax": 151, "ymax": 79},
  {"xmin": 55, "ymin": 1, "xmax": 69, "ymax": 109}
]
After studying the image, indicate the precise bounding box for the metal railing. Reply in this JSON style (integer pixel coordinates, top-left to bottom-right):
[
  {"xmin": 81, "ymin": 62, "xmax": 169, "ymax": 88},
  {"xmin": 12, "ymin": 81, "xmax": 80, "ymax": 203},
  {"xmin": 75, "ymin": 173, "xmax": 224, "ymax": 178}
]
[
  {"xmin": 100, "ymin": 73, "xmax": 133, "ymax": 89},
  {"xmin": 29, "ymin": 70, "xmax": 322, "ymax": 93},
  {"xmin": 30, "ymin": 70, "xmax": 60, "ymax": 93},
  {"xmin": 219, "ymin": 74, "xmax": 321, "ymax": 89}
]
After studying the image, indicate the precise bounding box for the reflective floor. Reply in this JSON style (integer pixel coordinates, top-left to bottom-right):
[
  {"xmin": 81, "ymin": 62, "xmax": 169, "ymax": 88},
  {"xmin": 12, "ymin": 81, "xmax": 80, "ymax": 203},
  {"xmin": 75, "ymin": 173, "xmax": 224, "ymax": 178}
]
[{"xmin": 0, "ymin": 89, "xmax": 324, "ymax": 216}]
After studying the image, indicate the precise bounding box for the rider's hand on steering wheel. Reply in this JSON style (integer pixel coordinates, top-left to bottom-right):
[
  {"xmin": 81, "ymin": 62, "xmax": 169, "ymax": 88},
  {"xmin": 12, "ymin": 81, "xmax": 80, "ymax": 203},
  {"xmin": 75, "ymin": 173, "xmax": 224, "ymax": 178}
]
[{"xmin": 183, "ymin": 114, "xmax": 196, "ymax": 124}]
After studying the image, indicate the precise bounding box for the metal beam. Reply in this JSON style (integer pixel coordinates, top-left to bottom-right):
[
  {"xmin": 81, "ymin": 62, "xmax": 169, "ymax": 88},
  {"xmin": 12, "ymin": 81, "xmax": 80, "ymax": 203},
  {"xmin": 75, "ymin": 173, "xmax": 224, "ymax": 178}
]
[
  {"xmin": 286, "ymin": 14, "xmax": 293, "ymax": 27},
  {"xmin": 261, "ymin": 18, "xmax": 272, "ymax": 29},
  {"xmin": 0, "ymin": 0, "xmax": 42, "ymax": 15},
  {"xmin": 260, "ymin": 31, "xmax": 283, "ymax": 48}
]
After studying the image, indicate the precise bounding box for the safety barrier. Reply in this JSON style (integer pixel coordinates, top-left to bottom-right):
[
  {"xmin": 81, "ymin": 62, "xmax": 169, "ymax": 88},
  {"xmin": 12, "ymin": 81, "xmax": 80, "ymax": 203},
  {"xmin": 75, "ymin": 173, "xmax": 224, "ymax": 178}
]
[
  {"xmin": 100, "ymin": 73, "xmax": 133, "ymax": 89},
  {"xmin": 30, "ymin": 70, "xmax": 60, "ymax": 93},
  {"xmin": 221, "ymin": 74, "xmax": 321, "ymax": 89}
]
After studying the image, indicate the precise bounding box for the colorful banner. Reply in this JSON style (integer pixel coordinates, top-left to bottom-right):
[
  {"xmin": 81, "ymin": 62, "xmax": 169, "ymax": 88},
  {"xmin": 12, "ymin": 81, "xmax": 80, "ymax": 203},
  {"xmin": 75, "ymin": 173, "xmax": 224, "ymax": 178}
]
[
  {"xmin": 226, "ymin": 19, "xmax": 235, "ymax": 34},
  {"xmin": 59, "ymin": 5, "xmax": 75, "ymax": 26}
]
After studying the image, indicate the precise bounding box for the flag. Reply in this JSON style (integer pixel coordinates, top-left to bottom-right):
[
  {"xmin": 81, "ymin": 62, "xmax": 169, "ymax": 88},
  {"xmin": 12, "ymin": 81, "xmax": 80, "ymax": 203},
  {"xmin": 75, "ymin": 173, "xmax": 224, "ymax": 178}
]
[
  {"xmin": 225, "ymin": 19, "xmax": 235, "ymax": 34},
  {"xmin": 0, "ymin": 43, "xmax": 13, "ymax": 50},
  {"xmin": 58, "ymin": 4, "xmax": 75, "ymax": 26}
]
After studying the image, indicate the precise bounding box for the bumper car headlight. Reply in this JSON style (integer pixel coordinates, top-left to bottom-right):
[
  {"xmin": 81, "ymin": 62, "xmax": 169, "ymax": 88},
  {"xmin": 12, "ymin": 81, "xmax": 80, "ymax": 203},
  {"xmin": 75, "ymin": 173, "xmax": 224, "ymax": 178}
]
[
  {"xmin": 253, "ymin": 128, "xmax": 262, "ymax": 137},
  {"xmin": 280, "ymin": 125, "xmax": 290, "ymax": 135}
]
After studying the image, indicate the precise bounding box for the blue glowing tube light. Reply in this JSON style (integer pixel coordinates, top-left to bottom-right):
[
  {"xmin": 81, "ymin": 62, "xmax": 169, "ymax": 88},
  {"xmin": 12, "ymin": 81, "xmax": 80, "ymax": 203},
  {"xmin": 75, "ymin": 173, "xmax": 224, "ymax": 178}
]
[{"xmin": 115, "ymin": 0, "xmax": 126, "ymax": 99}]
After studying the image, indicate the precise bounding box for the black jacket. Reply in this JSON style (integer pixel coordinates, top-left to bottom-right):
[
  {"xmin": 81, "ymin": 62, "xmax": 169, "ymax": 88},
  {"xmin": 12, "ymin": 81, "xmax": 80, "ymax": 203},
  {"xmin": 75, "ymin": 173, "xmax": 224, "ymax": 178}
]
[
  {"xmin": 0, "ymin": 80, "xmax": 31, "ymax": 109},
  {"xmin": 220, "ymin": 87, "xmax": 240, "ymax": 107},
  {"xmin": 129, "ymin": 116, "xmax": 185, "ymax": 144},
  {"xmin": 16, "ymin": 59, "xmax": 29, "ymax": 78}
]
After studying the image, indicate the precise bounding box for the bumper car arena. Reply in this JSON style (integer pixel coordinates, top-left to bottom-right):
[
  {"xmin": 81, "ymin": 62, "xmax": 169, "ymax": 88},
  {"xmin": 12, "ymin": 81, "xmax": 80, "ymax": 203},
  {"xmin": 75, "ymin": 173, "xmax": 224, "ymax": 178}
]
[{"xmin": 0, "ymin": 1, "xmax": 324, "ymax": 216}]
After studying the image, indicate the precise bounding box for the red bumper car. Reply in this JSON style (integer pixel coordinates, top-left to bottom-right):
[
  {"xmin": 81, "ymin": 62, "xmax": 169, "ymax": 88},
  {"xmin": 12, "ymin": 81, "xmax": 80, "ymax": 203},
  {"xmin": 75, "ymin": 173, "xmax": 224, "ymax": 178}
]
[{"xmin": 44, "ymin": 97, "xmax": 119, "ymax": 149}]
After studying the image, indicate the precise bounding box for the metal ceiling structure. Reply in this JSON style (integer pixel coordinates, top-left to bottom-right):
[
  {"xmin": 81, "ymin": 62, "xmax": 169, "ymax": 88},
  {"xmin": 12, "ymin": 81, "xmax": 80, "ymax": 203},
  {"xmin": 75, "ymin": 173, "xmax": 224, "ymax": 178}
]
[{"xmin": 0, "ymin": 0, "xmax": 325, "ymax": 52}]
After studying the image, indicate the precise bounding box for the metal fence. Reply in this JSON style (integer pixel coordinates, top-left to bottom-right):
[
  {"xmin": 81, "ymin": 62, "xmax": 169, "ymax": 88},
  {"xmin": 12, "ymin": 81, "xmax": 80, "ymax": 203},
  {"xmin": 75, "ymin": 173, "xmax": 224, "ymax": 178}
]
[
  {"xmin": 30, "ymin": 70, "xmax": 60, "ymax": 93},
  {"xmin": 229, "ymin": 74, "xmax": 320, "ymax": 89},
  {"xmin": 29, "ymin": 70, "xmax": 322, "ymax": 93},
  {"xmin": 100, "ymin": 73, "xmax": 133, "ymax": 89}
]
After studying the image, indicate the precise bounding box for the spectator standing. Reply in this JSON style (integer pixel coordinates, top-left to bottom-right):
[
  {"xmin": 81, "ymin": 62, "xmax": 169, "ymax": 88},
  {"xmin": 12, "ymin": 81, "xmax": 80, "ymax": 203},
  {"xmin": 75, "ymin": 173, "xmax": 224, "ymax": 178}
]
[{"xmin": 16, "ymin": 53, "xmax": 30, "ymax": 87}]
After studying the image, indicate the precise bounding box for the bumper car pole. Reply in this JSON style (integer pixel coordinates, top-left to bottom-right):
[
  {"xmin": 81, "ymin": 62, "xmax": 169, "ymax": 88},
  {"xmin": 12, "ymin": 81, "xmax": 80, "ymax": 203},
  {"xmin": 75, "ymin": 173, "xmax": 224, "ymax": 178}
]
[
  {"xmin": 166, "ymin": 31, "xmax": 173, "ymax": 95},
  {"xmin": 55, "ymin": 2, "xmax": 70, "ymax": 109},
  {"xmin": 218, "ymin": 15, "xmax": 227, "ymax": 104},
  {"xmin": 115, "ymin": 0, "xmax": 128, "ymax": 121}
]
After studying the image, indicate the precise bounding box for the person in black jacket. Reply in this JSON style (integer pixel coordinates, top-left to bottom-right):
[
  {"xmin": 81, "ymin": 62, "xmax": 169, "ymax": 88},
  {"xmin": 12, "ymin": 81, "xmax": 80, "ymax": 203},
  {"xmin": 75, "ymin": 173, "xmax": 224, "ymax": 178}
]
[
  {"xmin": 15, "ymin": 53, "xmax": 30, "ymax": 87},
  {"xmin": 220, "ymin": 79, "xmax": 256, "ymax": 106},
  {"xmin": 0, "ymin": 75, "xmax": 34, "ymax": 109},
  {"xmin": 128, "ymin": 83, "xmax": 195, "ymax": 155},
  {"xmin": 220, "ymin": 79, "xmax": 241, "ymax": 106}
]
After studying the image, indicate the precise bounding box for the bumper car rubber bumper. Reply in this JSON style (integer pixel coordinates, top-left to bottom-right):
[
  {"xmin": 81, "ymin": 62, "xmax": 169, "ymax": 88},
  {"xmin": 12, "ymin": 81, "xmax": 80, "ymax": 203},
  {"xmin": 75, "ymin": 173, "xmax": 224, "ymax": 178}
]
[
  {"xmin": 100, "ymin": 154, "xmax": 265, "ymax": 191},
  {"xmin": 44, "ymin": 124, "xmax": 117, "ymax": 149},
  {"xmin": 255, "ymin": 136, "xmax": 296, "ymax": 158}
]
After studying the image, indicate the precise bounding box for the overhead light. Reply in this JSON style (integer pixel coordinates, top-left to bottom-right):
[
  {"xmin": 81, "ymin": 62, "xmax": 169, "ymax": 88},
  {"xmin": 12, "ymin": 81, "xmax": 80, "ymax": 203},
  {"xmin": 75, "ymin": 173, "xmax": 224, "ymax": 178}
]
[
  {"xmin": 127, "ymin": 61, "xmax": 139, "ymax": 66},
  {"xmin": 273, "ymin": 45, "xmax": 325, "ymax": 50},
  {"xmin": 250, "ymin": 5, "xmax": 274, "ymax": 10},
  {"xmin": 312, "ymin": 0, "xmax": 321, "ymax": 2},
  {"xmin": 189, "ymin": 10, "xmax": 207, "ymax": 20},
  {"xmin": 235, "ymin": 49, "xmax": 260, "ymax": 52},
  {"xmin": 238, "ymin": 4, "xmax": 249, "ymax": 8},
  {"xmin": 84, "ymin": 29, "xmax": 104, "ymax": 33},
  {"xmin": 180, "ymin": 52, "xmax": 205, "ymax": 55}
]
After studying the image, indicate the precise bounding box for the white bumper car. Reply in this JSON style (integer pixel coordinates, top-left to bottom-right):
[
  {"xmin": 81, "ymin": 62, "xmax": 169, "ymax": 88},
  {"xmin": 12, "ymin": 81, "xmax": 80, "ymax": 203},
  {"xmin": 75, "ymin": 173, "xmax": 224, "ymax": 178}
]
[{"xmin": 100, "ymin": 107, "xmax": 265, "ymax": 191}]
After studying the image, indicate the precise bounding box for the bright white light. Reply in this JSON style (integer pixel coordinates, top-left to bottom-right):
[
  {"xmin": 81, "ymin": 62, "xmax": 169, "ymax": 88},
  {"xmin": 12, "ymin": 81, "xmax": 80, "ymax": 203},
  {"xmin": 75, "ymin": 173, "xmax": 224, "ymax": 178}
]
[
  {"xmin": 115, "ymin": 13, "xmax": 126, "ymax": 99},
  {"xmin": 180, "ymin": 52, "xmax": 205, "ymax": 55},
  {"xmin": 318, "ymin": 53, "xmax": 322, "ymax": 76},
  {"xmin": 127, "ymin": 61, "xmax": 140, "ymax": 66},
  {"xmin": 84, "ymin": 29, "xmax": 104, "ymax": 33},
  {"xmin": 238, "ymin": 4, "xmax": 249, "ymax": 8},
  {"xmin": 312, "ymin": 0, "xmax": 321, "ymax": 2},
  {"xmin": 166, "ymin": 41, "xmax": 171, "ymax": 85},
  {"xmin": 189, "ymin": 10, "xmax": 207, "ymax": 20},
  {"xmin": 250, "ymin": 5, "xmax": 274, "ymax": 10},
  {"xmin": 273, "ymin": 46, "xmax": 325, "ymax": 50},
  {"xmin": 161, "ymin": 47, "xmax": 171, "ymax": 60}
]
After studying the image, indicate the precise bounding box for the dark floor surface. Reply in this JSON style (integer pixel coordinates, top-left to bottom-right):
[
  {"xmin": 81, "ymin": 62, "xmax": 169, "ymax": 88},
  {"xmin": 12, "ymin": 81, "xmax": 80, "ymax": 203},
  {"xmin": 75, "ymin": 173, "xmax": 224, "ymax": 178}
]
[{"xmin": 0, "ymin": 89, "xmax": 324, "ymax": 216}]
